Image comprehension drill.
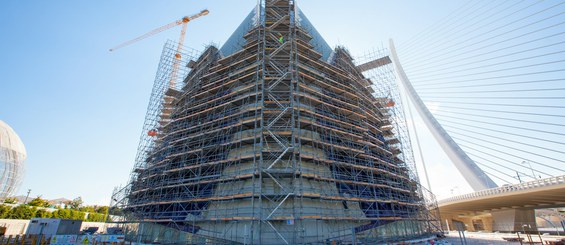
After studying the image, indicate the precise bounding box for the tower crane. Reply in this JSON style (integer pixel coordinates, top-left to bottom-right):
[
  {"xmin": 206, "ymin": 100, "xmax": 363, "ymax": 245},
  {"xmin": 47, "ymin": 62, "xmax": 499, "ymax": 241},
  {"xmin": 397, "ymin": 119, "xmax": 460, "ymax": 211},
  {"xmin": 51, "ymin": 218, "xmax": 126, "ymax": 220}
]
[{"xmin": 109, "ymin": 9, "xmax": 209, "ymax": 88}]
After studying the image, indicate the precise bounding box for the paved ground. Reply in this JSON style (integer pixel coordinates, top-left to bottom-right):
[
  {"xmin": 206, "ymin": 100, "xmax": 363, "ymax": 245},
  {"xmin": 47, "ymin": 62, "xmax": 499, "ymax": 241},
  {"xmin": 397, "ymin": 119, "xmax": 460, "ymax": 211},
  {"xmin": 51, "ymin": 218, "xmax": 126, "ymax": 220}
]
[{"xmin": 433, "ymin": 231, "xmax": 565, "ymax": 245}]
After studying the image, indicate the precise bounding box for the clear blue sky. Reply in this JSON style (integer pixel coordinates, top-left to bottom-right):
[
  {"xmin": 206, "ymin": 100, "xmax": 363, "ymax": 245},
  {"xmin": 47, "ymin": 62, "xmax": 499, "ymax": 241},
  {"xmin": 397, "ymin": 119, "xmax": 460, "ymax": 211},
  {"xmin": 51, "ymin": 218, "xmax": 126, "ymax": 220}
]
[{"xmin": 0, "ymin": 1, "xmax": 467, "ymax": 205}]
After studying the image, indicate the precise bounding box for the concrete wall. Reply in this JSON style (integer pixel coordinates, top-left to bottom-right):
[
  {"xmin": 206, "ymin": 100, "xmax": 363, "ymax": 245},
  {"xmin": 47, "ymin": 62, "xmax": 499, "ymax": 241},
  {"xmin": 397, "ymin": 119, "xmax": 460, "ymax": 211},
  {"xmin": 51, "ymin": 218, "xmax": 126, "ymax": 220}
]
[
  {"xmin": 0, "ymin": 219, "xmax": 115, "ymax": 236},
  {"xmin": 0, "ymin": 219, "xmax": 28, "ymax": 235}
]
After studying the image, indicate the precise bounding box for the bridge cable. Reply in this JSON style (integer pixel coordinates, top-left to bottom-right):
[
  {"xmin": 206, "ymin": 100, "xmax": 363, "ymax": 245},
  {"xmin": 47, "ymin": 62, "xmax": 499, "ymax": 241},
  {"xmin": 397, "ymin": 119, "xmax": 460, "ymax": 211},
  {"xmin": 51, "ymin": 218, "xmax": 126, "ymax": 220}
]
[
  {"xmin": 439, "ymin": 119, "xmax": 565, "ymax": 149},
  {"xmin": 451, "ymin": 136, "xmax": 560, "ymax": 175},
  {"xmin": 416, "ymin": 78, "xmax": 563, "ymax": 90},
  {"xmin": 442, "ymin": 119, "xmax": 565, "ymax": 144},
  {"xmin": 473, "ymin": 159, "xmax": 524, "ymax": 183},
  {"xmin": 426, "ymin": 100, "xmax": 565, "ymax": 110},
  {"xmin": 474, "ymin": 162, "xmax": 516, "ymax": 184},
  {"xmin": 399, "ymin": 0, "xmax": 492, "ymax": 53},
  {"xmin": 418, "ymin": 87, "xmax": 565, "ymax": 95},
  {"xmin": 434, "ymin": 110, "xmax": 565, "ymax": 128},
  {"xmin": 448, "ymin": 130, "xmax": 565, "ymax": 165},
  {"xmin": 453, "ymin": 143, "xmax": 552, "ymax": 182},
  {"xmin": 407, "ymin": 102, "xmax": 433, "ymax": 192},
  {"xmin": 411, "ymin": 69, "xmax": 565, "ymax": 87},
  {"xmin": 428, "ymin": 105, "xmax": 565, "ymax": 118},
  {"xmin": 392, "ymin": 0, "xmax": 565, "ymax": 186},
  {"xmin": 402, "ymin": 2, "xmax": 563, "ymax": 66},
  {"xmin": 435, "ymin": 113, "xmax": 565, "ymax": 137},
  {"xmin": 408, "ymin": 38, "xmax": 565, "ymax": 74},
  {"xmin": 400, "ymin": 0, "xmax": 530, "ymax": 56},
  {"xmin": 402, "ymin": 1, "xmax": 549, "ymax": 66},
  {"xmin": 420, "ymin": 95, "xmax": 565, "ymax": 100},
  {"xmin": 410, "ymin": 59, "xmax": 565, "ymax": 83},
  {"xmin": 410, "ymin": 49, "xmax": 565, "ymax": 78},
  {"xmin": 462, "ymin": 145, "xmax": 549, "ymax": 179}
]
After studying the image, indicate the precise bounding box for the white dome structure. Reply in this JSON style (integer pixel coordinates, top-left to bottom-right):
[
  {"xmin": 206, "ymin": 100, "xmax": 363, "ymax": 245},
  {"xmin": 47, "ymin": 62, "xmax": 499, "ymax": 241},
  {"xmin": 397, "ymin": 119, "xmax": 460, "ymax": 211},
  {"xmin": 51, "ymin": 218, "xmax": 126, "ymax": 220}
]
[{"xmin": 0, "ymin": 120, "xmax": 26, "ymax": 198}]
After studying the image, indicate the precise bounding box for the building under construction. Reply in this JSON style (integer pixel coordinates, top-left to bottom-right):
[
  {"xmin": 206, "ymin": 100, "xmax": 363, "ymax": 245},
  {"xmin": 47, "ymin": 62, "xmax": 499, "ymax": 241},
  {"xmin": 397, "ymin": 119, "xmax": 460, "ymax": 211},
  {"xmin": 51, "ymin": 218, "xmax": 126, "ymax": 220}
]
[{"xmin": 112, "ymin": 1, "xmax": 440, "ymax": 244}]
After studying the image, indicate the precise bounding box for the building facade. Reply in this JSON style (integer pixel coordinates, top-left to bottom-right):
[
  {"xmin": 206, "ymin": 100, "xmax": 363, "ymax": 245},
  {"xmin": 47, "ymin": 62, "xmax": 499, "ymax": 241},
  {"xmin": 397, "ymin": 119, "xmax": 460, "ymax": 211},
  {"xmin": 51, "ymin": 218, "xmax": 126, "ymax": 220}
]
[{"xmin": 117, "ymin": 1, "xmax": 438, "ymax": 244}]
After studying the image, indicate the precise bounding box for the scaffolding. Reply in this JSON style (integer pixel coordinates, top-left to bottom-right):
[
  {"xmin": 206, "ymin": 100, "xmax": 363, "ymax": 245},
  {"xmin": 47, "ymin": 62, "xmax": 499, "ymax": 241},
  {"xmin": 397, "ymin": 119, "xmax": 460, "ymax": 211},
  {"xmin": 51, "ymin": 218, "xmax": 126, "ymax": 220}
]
[
  {"xmin": 111, "ymin": 1, "xmax": 440, "ymax": 244},
  {"xmin": 111, "ymin": 39, "xmax": 197, "ymax": 197},
  {"xmin": 357, "ymin": 46, "xmax": 442, "ymax": 235}
]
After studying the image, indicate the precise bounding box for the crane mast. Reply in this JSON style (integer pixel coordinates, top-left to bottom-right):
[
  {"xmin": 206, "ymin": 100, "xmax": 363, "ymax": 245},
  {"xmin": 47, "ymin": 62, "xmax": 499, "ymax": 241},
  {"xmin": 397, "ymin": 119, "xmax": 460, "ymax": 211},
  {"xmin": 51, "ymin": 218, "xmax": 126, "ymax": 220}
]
[{"xmin": 110, "ymin": 10, "xmax": 209, "ymax": 137}]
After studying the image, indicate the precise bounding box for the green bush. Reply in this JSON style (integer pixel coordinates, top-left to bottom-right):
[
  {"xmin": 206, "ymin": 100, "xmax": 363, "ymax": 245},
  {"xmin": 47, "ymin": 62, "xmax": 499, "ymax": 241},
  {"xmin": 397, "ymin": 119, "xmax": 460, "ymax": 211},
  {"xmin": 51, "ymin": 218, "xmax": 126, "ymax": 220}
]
[
  {"xmin": 51, "ymin": 208, "xmax": 71, "ymax": 219},
  {"xmin": 8, "ymin": 205, "xmax": 36, "ymax": 219},
  {"xmin": 28, "ymin": 197, "xmax": 50, "ymax": 207},
  {"xmin": 34, "ymin": 209, "xmax": 52, "ymax": 218},
  {"xmin": 0, "ymin": 203, "xmax": 108, "ymax": 221},
  {"xmin": 3, "ymin": 197, "xmax": 17, "ymax": 204},
  {"xmin": 95, "ymin": 206, "xmax": 109, "ymax": 215},
  {"xmin": 86, "ymin": 212, "xmax": 107, "ymax": 222},
  {"xmin": 70, "ymin": 210, "xmax": 85, "ymax": 220},
  {"xmin": 0, "ymin": 204, "xmax": 11, "ymax": 218}
]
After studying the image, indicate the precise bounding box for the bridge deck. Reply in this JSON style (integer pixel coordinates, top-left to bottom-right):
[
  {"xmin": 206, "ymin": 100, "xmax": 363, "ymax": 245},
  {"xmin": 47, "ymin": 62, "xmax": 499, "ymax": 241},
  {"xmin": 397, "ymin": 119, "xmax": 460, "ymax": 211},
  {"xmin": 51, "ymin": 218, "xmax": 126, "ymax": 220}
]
[{"xmin": 439, "ymin": 175, "xmax": 565, "ymax": 214}]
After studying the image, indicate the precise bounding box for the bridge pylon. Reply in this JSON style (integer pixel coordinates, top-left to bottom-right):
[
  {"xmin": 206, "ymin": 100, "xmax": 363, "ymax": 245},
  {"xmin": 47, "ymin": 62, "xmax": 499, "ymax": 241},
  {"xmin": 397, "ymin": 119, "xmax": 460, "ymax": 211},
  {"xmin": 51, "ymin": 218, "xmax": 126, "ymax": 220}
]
[{"xmin": 389, "ymin": 39, "xmax": 498, "ymax": 191}]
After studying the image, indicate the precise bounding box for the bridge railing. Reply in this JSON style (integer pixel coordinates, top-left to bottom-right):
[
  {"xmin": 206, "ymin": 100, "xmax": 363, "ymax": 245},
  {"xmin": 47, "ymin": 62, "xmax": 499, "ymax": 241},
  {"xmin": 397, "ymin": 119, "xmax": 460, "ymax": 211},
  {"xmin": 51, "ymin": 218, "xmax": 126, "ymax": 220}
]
[{"xmin": 438, "ymin": 175, "xmax": 565, "ymax": 205}]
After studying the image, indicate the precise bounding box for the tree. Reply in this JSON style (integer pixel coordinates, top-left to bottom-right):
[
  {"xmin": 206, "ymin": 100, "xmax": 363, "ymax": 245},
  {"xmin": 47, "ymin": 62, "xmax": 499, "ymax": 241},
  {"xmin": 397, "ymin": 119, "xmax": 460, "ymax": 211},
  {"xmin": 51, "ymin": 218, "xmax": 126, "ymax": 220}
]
[
  {"xmin": 79, "ymin": 206, "xmax": 95, "ymax": 213},
  {"xmin": 8, "ymin": 205, "xmax": 36, "ymax": 219},
  {"xmin": 69, "ymin": 197, "xmax": 83, "ymax": 210},
  {"xmin": 96, "ymin": 206, "xmax": 109, "ymax": 215},
  {"xmin": 34, "ymin": 209, "xmax": 52, "ymax": 218},
  {"xmin": 51, "ymin": 208, "xmax": 86, "ymax": 221},
  {"xmin": 108, "ymin": 206, "xmax": 123, "ymax": 216},
  {"xmin": 0, "ymin": 204, "xmax": 11, "ymax": 218},
  {"xmin": 3, "ymin": 197, "xmax": 17, "ymax": 204},
  {"xmin": 28, "ymin": 197, "xmax": 50, "ymax": 207},
  {"xmin": 86, "ymin": 212, "xmax": 106, "ymax": 222},
  {"xmin": 69, "ymin": 210, "xmax": 85, "ymax": 220},
  {"xmin": 52, "ymin": 209, "xmax": 71, "ymax": 219}
]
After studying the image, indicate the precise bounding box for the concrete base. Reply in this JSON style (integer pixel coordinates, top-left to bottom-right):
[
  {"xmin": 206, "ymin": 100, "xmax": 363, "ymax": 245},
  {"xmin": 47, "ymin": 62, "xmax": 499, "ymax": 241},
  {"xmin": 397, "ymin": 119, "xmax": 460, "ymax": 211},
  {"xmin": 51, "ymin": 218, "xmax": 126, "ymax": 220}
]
[
  {"xmin": 442, "ymin": 208, "xmax": 537, "ymax": 233},
  {"xmin": 492, "ymin": 209, "xmax": 537, "ymax": 233}
]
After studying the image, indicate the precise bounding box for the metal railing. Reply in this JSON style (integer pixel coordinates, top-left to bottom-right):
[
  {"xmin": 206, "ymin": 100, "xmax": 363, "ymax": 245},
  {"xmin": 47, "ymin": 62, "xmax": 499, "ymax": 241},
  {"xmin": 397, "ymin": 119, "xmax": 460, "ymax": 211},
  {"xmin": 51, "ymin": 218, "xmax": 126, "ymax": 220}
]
[{"xmin": 438, "ymin": 175, "xmax": 565, "ymax": 205}]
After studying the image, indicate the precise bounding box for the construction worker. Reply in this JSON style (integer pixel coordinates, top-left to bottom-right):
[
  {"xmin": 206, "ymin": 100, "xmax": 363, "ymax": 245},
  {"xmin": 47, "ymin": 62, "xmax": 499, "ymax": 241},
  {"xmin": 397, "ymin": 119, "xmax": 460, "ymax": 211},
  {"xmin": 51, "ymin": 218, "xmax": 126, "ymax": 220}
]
[{"xmin": 278, "ymin": 34, "xmax": 284, "ymax": 44}]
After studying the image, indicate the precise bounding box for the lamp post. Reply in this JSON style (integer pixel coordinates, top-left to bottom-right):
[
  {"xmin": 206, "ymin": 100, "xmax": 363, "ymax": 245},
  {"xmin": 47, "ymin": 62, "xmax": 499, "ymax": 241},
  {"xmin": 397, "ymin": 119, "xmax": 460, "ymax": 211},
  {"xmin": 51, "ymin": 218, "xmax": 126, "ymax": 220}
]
[
  {"xmin": 522, "ymin": 161, "xmax": 536, "ymax": 180},
  {"xmin": 450, "ymin": 186, "xmax": 460, "ymax": 195},
  {"xmin": 24, "ymin": 189, "xmax": 31, "ymax": 204}
]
